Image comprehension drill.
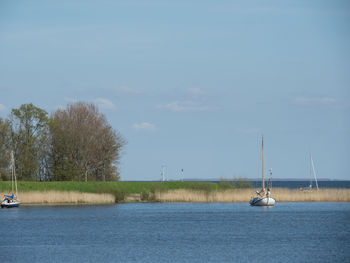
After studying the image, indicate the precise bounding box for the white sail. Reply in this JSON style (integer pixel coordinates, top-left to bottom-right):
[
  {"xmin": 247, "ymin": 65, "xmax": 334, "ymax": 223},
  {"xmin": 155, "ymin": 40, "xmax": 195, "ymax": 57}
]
[{"xmin": 310, "ymin": 154, "xmax": 319, "ymax": 190}]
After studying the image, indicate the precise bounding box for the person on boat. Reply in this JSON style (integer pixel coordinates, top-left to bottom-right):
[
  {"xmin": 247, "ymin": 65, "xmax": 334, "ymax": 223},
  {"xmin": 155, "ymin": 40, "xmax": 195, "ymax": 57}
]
[
  {"xmin": 256, "ymin": 189, "xmax": 265, "ymax": 197},
  {"xmin": 267, "ymin": 188, "xmax": 271, "ymax": 197}
]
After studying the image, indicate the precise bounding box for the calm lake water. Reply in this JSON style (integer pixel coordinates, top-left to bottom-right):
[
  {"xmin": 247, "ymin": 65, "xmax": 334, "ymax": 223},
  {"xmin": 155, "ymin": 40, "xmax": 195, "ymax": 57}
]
[{"xmin": 1, "ymin": 203, "xmax": 349, "ymax": 263}]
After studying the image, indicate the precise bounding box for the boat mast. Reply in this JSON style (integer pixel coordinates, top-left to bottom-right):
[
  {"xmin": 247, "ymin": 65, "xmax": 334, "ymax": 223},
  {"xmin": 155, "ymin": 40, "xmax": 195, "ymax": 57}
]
[
  {"xmin": 11, "ymin": 151, "xmax": 14, "ymax": 194},
  {"xmin": 310, "ymin": 154, "xmax": 319, "ymax": 190},
  {"xmin": 262, "ymin": 137, "xmax": 265, "ymax": 195},
  {"xmin": 14, "ymin": 159, "xmax": 18, "ymax": 197},
  {"xmin": 309, "ymin": 153, "xmax": 313, "ymax": 188},
  {"xmin": 11, "ymin": 151, "xmax": 18, "ymax": 196}
]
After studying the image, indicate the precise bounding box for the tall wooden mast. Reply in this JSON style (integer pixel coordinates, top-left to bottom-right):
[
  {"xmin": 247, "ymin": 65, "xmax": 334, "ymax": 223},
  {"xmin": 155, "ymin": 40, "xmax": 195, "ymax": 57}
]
[
  {"xmin": 262, "ymin": 137, "xmax": 265, "ymax": 195},
  {"xmin": 11, "ymin": 151, "xmax": 14, "ymax": 194}
]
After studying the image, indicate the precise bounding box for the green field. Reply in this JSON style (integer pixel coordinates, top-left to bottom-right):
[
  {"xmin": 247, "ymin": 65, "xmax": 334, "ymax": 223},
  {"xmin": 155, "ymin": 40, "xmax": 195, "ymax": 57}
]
[
  {"xmin": 0, "ymin": 180, "xmax": 252, "ymax": 202},
  {"xmin": 0, "ymin": 181, "xmax": 216, "ymax": 193}
]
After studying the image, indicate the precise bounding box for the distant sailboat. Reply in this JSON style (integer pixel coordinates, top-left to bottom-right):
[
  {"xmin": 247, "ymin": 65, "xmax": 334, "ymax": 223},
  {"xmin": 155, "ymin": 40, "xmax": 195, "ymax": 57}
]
[
  {"xmin": 300, "ymin": 154, "xmax": 319, "ymax": 191},
  {"xmin": 1, "ymin": 151, "xmax": 20, "ymax": 208},
  {"xmin": 249, "ymin": 137, "xmax": 275, "ymax": 206}
]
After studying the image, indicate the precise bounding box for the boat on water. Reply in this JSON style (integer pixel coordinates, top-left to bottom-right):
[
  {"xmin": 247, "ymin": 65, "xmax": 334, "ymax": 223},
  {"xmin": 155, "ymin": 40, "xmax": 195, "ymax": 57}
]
[
  {"xmin": 249, "ymin": 137, "xmax": 275, "ymax": 206},
  {"xmin": 299, "ymin": 154, "xmax": 319, "ymax": 191},
  {"xmin": 1, "ymin": 151, "xmax": 20, "ymax": 208}
]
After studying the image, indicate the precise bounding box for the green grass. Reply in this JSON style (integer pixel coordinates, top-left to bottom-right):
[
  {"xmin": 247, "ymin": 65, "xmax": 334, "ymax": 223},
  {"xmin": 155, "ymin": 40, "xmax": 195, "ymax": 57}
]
[
  {"xmin": 0, "ymin": 181, "xmax": 220, "ymax": 194},
  {"xmin": 0, "ymin": 180, "xmax": 251, "ymax": 202},
  {"xmin": 0, "ymin": 180, "xmax": 253, "ymax": 193}
]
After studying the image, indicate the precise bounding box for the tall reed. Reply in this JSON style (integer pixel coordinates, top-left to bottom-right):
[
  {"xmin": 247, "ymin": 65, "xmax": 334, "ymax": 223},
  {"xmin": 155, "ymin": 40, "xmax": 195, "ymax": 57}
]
[
  {"xmin": 1, "ymin": 191, "xmax": 115, "ymax": 205},
  {"xmin": 155, "ymin": 188, "xmax": 350, "ymax": 202}
]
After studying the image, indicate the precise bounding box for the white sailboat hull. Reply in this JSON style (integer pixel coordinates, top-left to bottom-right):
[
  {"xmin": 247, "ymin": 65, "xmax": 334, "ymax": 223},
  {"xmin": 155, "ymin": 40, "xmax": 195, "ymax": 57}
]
[
  {"xmin": 1, "ymin": 200, "xmax": 20, "ymax": 208},
  {"xmin": 249, "ymin": 196, "xmax": 275, "ymax": 206}
]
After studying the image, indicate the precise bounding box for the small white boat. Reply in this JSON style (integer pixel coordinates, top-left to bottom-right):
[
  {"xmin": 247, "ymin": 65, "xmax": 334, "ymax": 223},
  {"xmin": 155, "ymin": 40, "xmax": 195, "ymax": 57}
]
[
  {"xmin": 1, "ymin": 151, "xmax": 20, "ymax": 208},
  {"xmin": 1, "ymin": 193, "xmax": 20, "ymax": 208},
  {"xmin": 250, "ymin": 197, "xmax": 275, "ymax": 206},
  {"xmin": 250, "ymin": 194, "xmax": 276, "ymax": 206},
  {"xmin": 249, "ymin": 137, "xmax": 275, "ymax": 206},
  {"xmin": 299, "ymin": 154, "xmax": 319, "ymax": 191}
]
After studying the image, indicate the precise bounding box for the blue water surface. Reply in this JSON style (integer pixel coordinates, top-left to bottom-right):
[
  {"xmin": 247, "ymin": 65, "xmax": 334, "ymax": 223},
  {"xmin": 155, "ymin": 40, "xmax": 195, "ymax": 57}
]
[{"xmin": 0, "ymin": 202, "xmax": 349, "ymax": 263}]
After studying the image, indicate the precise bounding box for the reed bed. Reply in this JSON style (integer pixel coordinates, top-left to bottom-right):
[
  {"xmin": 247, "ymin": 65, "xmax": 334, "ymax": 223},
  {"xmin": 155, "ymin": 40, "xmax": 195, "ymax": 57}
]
[
  {"xmin": 155, "ymin": 188, "xmax": 350, "ymax": 202},
  {"xmin": 1, "ymin": 191, "xmax": 115, "ymax": 205},
  {"xmin": 273, "ymin": 188, "xmax": 350, "ymax": 202}
]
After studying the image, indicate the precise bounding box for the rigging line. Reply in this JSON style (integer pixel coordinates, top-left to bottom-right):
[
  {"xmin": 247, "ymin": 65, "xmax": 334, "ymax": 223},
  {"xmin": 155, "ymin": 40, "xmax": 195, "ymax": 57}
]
[{"xmin": 311, "ymin": 155, "xmax": 319, "ymax": 190}]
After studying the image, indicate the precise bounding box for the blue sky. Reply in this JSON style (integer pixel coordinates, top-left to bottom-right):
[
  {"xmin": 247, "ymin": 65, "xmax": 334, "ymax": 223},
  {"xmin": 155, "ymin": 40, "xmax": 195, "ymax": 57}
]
[{"xmin": 0, "ymin": 0, "xmax": 349, "ymax": 180}]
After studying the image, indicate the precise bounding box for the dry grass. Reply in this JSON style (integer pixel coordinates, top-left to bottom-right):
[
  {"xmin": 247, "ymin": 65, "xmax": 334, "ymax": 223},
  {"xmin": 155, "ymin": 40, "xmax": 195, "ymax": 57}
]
[
  {"xmin": 155, "ymin": 188, "xmax": 350, "ymax": 202},
  {"xmin": 273, "ymin": 188, "xmax": 350, "ymax": 202},
  {"xmin": 1, "ymin": 191, "xmax": 115, "ymax": 205},
  {"xmin": 2, "ymin": 188, "xmax": 349, "ymax": 205}
]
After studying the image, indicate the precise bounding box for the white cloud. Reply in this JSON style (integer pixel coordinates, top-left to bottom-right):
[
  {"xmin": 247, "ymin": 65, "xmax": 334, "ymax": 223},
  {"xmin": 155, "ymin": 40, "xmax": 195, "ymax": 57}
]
[
  {"xmin": 116, "ymin": 86, "xmax": 141, "ymax": 95},
  {"xmin": 157, "ymin": 101, "xmax": 211, "ymax": 112},
  {"xmin": 0, "ymin": 104, "xmax": 6, "ymax": 112},
  {"xmin": 294, "ymin": 97, "xmax": 336, "ymax": 106},
  {"xmin": 133, "ymin": 122, "xmax": 156, "ymax": 131},
  {"xmin": 188, "ymin": 88, "xmax": 205, "ymax": 95},
  {"xmin": 95, "ymin": 98, "xmax": 117, "ymax": 110}
]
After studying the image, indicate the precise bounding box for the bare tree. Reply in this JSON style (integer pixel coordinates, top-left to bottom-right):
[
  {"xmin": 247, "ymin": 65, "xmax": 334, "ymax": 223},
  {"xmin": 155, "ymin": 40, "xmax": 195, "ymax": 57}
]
[{"xmin": 50, "ymin": 102, "xmax": 125, "ymax": 181}]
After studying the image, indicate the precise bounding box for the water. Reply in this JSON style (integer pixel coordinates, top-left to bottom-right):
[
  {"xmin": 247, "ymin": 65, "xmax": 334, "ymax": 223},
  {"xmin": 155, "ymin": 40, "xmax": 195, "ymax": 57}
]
[
  {"xmin": 210, "ymin": 180, "xmax": 350, "ymax": 189},
  {"xmin": 250, "ymin": 180, "xmax": 350, "ymax": 189},
  {"xmin": 1, "ymin": 203, "xmax": 349, "ymax": 263},
  {"xmin": 135, "ymin": 180, "xmax": 350, "ymax": 189}
]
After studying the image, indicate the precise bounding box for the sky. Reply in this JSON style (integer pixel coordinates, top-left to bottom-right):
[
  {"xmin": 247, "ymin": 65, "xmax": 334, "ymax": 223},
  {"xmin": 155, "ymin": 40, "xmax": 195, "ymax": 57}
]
[{"xmin": 0, "ymin": 0, "xmax": 349, "ymax": 181}]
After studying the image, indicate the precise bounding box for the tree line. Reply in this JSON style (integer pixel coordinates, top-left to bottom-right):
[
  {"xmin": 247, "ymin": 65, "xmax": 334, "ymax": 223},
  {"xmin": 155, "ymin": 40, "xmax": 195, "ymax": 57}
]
[{"xmin": 0, "ymin": 102, "xmax": 126, "ymax": 182}]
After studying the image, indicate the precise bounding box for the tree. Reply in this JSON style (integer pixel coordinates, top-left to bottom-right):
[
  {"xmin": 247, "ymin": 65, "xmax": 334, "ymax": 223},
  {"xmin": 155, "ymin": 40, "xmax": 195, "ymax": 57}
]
[
  {"xmin": 0, "ymin": 117, "xmax": 11, "ymax": 180},
  {"xmin": 50, "ymin": 102, "xmax": 125, "ymax": 181},
  {"xmin": 9, "ymin": 103, "xmax": 50, "ymax": 180}
]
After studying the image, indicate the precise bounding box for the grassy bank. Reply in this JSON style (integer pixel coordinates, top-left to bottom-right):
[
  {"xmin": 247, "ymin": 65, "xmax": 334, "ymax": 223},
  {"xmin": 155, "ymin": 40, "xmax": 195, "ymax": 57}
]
[
  {"xmin": 1, "ymin": 181, "xmax": 349, "ymax": 204},
  {"xmin": 0, "ymin": 180, "xmax": 247, "ymax": 193},
  {"xmin": 0, "ymin": 181, "xmax": 220, "ymax": 192},
  {"xmin": 0, "ymin": 181, "xmax": 223, "ymax": 203}
]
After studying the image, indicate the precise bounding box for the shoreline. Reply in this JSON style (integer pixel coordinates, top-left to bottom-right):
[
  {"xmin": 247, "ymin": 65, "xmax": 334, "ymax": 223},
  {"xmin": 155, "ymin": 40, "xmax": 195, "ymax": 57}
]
[
  {"xmin": 1, "ymin": 188, "xmax": 349, "ymax": 205},
  {"xmin": 1, "ymin": 191, "xmax": 115, "ymax": 205},
  {"xmin": 153, "ymin": 188, "xmax": 350, "ymax": 203}
]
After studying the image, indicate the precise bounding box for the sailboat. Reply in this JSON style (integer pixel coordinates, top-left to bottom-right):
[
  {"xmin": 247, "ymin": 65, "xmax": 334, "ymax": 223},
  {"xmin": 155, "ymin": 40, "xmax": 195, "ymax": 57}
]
[
  {"xmin": 249, "ymin": 137, "xmax": 275, "ymax": 206},
  {"xmin": 1, "ymin": 151, "xmax": 20, "ymax": 208},
  {"xmin": 300, "ymin": 154, "xmax": 319, "ymax": 191}
]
